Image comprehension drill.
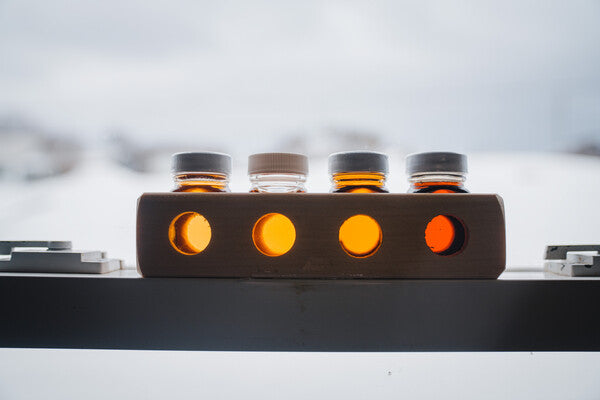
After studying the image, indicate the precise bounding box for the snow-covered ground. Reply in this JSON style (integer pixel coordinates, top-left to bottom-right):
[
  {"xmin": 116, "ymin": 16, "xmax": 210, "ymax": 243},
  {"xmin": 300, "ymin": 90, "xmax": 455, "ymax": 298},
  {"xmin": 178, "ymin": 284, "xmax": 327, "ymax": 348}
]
[
  {"xmin": 0, "ymin": 151, "xmax": 598, "ymax": 267},
  {"xmin": 1, "ymin": 151, "xmax": 600, "ymax": 399}
]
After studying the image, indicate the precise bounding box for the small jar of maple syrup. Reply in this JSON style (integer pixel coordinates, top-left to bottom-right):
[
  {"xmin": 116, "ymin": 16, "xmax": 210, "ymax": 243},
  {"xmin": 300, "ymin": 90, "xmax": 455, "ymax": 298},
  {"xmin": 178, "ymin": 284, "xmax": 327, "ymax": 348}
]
[
  {"xmin": 248, "ymin": 152, "xmax": 308, "ymax": 193},
  {"xmin": 406, "ymin": 152, "xmax": 468, "ymax": 193},
  {"xmin": 329, "ymin": 151, "xmax": 389, "ymax": 193},
  {"xmin": 171, "ymin": 152, "xmax": 231, "ymax": 192}
]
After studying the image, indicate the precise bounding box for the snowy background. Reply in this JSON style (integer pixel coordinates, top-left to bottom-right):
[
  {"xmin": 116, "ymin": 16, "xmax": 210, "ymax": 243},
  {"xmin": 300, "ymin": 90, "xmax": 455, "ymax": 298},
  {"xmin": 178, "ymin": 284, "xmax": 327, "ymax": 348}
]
[
  {"xmin": 1, "ymin": 151, "xmax": 600, "ymax": 267},
  {"xmin": 1, "ymin": 0, "xmax": 600, "ymax": 398},
  {"xmin": 1, "ymin": 0, "xmax": 599, "ymax": 267}
]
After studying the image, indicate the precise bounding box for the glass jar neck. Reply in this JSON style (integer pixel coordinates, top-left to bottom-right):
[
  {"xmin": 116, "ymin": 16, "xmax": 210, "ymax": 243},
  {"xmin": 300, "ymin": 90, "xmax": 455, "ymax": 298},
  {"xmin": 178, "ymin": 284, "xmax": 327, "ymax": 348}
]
[
  {"xmin": 249, "ymin": 173, "xmax": 307, "ymax": 193},
  {"xmin": 331, "ymin": 172, "xmax": 388, "ymax": 193},
  {"xmin": 408, "ymin": 173, "xmax": 467, "ymax": 193},
  {"xmin": 173, "ymin": 172, "xmax": 230, "ymax": 192}
]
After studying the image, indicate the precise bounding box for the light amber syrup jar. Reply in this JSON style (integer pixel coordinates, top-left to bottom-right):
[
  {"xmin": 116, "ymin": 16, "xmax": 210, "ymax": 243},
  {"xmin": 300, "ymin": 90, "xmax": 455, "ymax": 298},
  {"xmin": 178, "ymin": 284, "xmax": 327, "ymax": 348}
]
[
  {"xmin": 171, "ymin": 152, "xmax": 231, "ymax": 192},
  {"xmin": 328, "ymin": 151, "xmax": 389, "ymax": 193}
]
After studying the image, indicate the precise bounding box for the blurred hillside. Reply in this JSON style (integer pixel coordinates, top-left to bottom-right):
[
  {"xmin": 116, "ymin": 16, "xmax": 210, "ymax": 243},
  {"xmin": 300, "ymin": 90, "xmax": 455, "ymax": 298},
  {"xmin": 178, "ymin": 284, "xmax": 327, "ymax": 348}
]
[{"xmin": 0, "ymin": 1, "xmax": 599, "ymax": 152}]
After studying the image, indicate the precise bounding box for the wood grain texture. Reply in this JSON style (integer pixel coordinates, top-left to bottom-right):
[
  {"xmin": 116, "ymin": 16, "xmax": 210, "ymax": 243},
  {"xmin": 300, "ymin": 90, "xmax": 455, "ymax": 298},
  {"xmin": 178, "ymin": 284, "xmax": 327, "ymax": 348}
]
[{"xmin": 137, "ymin": 193, "xmax": 506, "ymax": 278}]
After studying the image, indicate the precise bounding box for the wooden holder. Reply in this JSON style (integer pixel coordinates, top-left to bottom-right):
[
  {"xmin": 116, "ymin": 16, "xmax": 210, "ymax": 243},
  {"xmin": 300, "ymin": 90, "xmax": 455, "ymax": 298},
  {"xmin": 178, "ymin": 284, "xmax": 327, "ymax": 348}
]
[{"xmin": 136, "ymin": 193, "xmax": 505, "ymax": 279}]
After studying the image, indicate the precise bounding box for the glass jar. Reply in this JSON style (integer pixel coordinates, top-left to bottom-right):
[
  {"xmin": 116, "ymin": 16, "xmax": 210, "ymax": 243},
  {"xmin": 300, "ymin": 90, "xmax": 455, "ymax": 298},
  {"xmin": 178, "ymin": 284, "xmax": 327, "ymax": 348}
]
[
  {"xmin": 248, "ymin": 153, "xmax": 308, "ymax": 193},
  {"xmin": 328, "ymin": 151, "xmax": 389, "ymax": 193},
  {"xmin": 171, "ymin": 152, "xmax": 231, "ymax": 192},
  {"xmin": 406, "ymin": 152, "xmax": 468, "ymax": 193}
]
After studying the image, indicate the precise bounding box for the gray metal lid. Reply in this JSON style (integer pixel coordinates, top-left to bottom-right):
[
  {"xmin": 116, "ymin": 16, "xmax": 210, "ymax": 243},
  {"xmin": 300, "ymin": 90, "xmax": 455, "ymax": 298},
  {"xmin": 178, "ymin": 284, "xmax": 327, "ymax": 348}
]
[
  {"xmin": 171, "ymin": 152, "xmax": 232, "ymax": 175},
  {"xmin": 328, "ymin": 151, "xmax": 389, "ymax": 174},
  {"xmin": 248, "ymin": 153, "xmax": 308, "ymax": 175},
  {"xmin": 405, "ymin": 152, "xmax": 467, "ymax": 175}
]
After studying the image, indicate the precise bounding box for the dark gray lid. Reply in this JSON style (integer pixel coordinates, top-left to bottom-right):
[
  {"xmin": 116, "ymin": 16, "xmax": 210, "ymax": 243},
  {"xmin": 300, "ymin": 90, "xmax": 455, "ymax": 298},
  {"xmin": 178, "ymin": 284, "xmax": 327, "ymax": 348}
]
[
  {"xmin": 328, "ymin": 151, "xmax": 389, "ymax": 174},
  {"xmin": 171, "ymin": 152, "xmax": 232, "ymax": 175},
  {"xmin": 405, "ymin": 152, "xmax": 467, "ymax": 175}
]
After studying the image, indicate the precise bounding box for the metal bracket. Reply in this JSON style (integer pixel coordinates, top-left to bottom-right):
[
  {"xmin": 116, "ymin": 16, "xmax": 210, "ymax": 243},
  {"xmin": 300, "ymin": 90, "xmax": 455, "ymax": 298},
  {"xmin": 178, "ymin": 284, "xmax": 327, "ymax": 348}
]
[
  {"xmin": 0, "ymin": 241, "xmax": 123, "ymax": 274},
  {"xmin": 544, "ymin": 245, "xmax": 600, "ymax": 277}
]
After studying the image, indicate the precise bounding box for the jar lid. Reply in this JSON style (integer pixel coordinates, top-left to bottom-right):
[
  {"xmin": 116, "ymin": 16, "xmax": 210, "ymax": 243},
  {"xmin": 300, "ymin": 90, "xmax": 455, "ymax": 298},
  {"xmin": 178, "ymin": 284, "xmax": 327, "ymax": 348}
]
[
  {"xmin": 328, "ymin": 151, "xmax": 389, "ymax": 174},
  {"xmin": 405, "ymin": 152, "xmax": 468, "ymax": 175},
  {"xmin": 248, "ymin": 153, "xmax": 308, "ymax": 175},
  {"xmin": 171, "ymin": 152, "xmax": 232, "ymax": 175}
]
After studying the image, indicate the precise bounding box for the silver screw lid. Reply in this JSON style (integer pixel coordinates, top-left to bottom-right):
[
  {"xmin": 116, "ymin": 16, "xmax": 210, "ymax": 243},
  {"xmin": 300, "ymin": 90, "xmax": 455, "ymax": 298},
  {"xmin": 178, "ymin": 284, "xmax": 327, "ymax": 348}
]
[
  {"xmin": 405, "ymin": 152, "xmax": 468, "ymax": 175},
  {"xmin": 171, "ymin": 152, "xmax": 232, "ymax": 175},
  {"xmin": 328, "ymin": 151, "xmax": 389, "ymax": 174}
]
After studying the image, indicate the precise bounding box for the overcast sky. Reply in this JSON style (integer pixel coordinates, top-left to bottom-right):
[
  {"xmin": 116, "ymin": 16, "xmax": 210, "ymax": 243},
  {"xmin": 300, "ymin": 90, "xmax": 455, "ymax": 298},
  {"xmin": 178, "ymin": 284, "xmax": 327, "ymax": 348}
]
[{"xmin": 1, "ymin": 0, "xmax": 599, "ymax": 153}]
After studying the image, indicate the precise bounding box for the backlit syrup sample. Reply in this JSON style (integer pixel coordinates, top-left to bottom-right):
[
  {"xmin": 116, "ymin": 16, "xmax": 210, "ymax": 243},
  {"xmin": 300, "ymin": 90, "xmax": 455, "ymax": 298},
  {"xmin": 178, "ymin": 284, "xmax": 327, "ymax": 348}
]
[
  {"xmin": 252, "ymin": 213, "xmax": 296, "ymax": 256},
  {"xmin": 173, "ymin": 173, "xmax": 229, "ymax": 192},
  {"xmin": 331, "ymin": 172, "xmax": 388, "ymax": 193},
  {"xmin": 338, "ymin": 214, "xmax": 382, "ymax": 258},
  {"xmin": 168, "ymin": 212, "xmax": 212, "ymax": 255},
  {"xmin": 410, "ymin": 181, "xmax": 468, "ymax": 193},
  {"xmin": 425, "ymin": 215, "xmax": 466, "ymax": 256}
]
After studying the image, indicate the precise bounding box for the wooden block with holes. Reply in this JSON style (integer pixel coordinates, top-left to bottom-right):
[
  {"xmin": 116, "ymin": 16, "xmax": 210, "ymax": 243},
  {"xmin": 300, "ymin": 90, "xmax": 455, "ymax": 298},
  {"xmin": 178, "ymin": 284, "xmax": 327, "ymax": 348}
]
[{"xmin": 136, "ymin": 193, "xmax": 506, "ymax": 278}]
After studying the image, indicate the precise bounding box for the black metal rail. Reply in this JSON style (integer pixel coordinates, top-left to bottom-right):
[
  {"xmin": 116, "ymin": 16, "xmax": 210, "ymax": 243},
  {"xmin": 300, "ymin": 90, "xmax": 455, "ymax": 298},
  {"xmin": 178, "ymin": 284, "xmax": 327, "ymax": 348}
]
[{"xmin": 1, "ymin": 275, "xmax": 599, "ymax": 351}]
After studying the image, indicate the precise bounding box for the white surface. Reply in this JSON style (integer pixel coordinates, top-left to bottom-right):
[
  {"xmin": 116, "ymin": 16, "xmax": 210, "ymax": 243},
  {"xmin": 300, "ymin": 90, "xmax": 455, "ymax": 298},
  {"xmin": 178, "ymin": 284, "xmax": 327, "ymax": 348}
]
[{"xmin": 0, "ymin": 349, "xmax": 599, "ymax": 399}]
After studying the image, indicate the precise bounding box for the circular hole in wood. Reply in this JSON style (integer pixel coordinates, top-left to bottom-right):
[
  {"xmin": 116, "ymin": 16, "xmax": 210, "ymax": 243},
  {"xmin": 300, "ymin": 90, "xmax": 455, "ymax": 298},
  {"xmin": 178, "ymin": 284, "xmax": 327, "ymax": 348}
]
[
  {"xmin": 252, "ymin": 213, "xmax": 296, "ymax": 257},
  {"xmin": 339, "ymin": 214, "xmax": 382, "ymax": 258},
  {"xmin": 425, "ymin": 215, "xmax": 466, "ymax": 256},
  {"xmin": 168, "ymin": 212, "xmax": 212, "ymax": 255}
]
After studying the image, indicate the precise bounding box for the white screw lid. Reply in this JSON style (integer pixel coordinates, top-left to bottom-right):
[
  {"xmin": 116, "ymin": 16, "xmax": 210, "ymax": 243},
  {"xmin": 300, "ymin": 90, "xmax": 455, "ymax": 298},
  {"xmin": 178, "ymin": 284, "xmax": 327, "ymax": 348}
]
[{"xmin": 248, "ymin": 153, "xmax": 308, "ymax": 175}]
